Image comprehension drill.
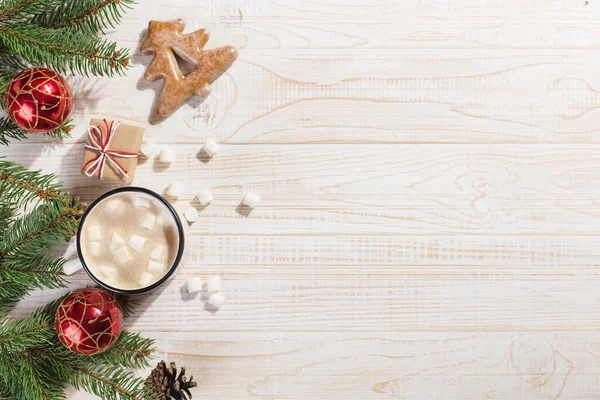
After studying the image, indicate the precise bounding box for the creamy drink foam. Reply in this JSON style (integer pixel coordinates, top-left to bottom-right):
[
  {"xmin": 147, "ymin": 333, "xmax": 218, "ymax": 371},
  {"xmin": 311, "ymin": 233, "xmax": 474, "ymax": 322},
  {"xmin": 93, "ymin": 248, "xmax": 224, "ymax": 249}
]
[{"xmin": 80, "ymin": 191, "xmax": 179, "ymax": 290}]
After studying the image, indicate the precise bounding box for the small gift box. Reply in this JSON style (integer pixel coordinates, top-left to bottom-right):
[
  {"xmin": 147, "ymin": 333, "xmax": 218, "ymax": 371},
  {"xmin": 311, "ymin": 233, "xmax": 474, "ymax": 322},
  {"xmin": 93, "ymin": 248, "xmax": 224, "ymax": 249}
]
[{"xmin": 82, "ymin": 118, "xmax": 145, "ymax": 183}]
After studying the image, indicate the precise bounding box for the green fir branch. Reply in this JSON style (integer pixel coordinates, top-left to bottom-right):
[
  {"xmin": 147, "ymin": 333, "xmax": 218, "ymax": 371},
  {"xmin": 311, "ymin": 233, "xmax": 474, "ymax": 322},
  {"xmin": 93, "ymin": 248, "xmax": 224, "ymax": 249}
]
[
  {"xmin": 0, "ymin": 117, "xmax": 27, "ymax": 145},
  {"xmin": 0, "ymin": 290, "xmax": 157, "ymax": 399},
  {"xmin": 0, "ymin": 381, "xmax": 11, "ymax": 399},
  {"xmin": 1, "ymin": 253, "xmax": 66, "ymax": 290},
  {"xmin": 95, "ymin": 331, "xmax": 155, "ymax": 369},
  {"xmin": 0, "ymin": 0, "xmax": 38, "ymax": 21},
  {"xmin": 32, "ymin": 0, "xmax": 135, "ymax": 35},
  {"xmin": 0, "ymin": 281, "xmax": 27, "ymax": 315},
  {"xmin": 0, "ymin": 195, "xmax": 15, "ymax": 242},
  {"xmin": 0, "ymin": 24, "xmax": 130, "ymax": 76},
  {"xmin": 19, "ymin": 353, "xmax": 66, "ymax": 400},
  {"xmin": 0, "ymin": 202, "xmax": 79, "ymax": 258},
  {"xmin": 0, "ymin": 47, "xmax": 29, "ymax": 70},
  {"xmin": 0, "ymin": 313, "xmax": 53, "ymax": 350},
  {"xmin": 0, "ymin": 118, "xmax": 74, "ymax": 146},
  {"xmin": 0, "ymin": 159, "xmax": 83, "ymax": 209},
  {"xmin": 67, "ymin": 363, "xmax": 148, "ymax": 400}
]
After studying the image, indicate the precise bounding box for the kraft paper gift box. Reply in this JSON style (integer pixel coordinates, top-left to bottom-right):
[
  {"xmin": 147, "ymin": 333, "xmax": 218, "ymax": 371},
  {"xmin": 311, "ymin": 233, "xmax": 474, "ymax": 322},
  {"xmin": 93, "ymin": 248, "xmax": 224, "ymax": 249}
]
[{"xmin": 81, "ymin": 118, "xmax": 145, "ymax": 184}]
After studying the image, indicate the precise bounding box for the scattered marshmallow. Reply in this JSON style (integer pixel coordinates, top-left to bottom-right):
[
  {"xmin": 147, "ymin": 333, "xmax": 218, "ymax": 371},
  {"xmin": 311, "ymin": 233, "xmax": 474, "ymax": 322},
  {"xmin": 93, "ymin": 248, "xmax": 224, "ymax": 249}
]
[
  {"xmin": 159, "ymin": 147, "xmax": 176, "ymax": 164},
  {"xmin": 115, "ymin": 246, "xmax": 133, "ymax": 264},
  {"xmin": 87, "ymin": 225, "xmax": 102, "ymax": 241},
  {"xmin": 62, "ymin": 236, "xmax": 78, "ymax": 260},
  {"xmin": 147, "ymin": 260, "xmax": 165, "ymax": 272},
  {"xmin": 141, "ymin": 213, "xmax": 156, "ymax": 230},
  {"xmin": 140, "ymin": 140, "xmax": 158, "ymax": 158},
  {"xmin": 184, "ymin": 207, "xmax": 198, "ymax": 223},
  {"xmin": 110, "ymin": 232, "xmax": 125, "ymax": 249},
  {"xmin": 134, "ymin": 196, "xmax": 152, "ymax": 209},
  {"xmin": 138, "ymin": 272, "xmax": 153, "ymax": 287},
  {"xmin": 185, "ymin": 278, "xmax": 203, "ymax": 294},
  {"xmin": 128, "ymin": 234, "xmax": 147, "ymax": 253},
  {"xmin": 89, "ymin": 242, "xmax": 101, "ymax": 257},
  {"xmin": 242, "ymin": 192, "xmax": 260, "ymax": 208},
  {"xmin": 105, "ymin": 199, "xmax": 124, "ymax": 212},
  {"xmin": 62, "ymin": 258, "xmax": 82, "ymax": 275},
  {"xmin": 196, "ymin": 188, "xmax": 213, "ymax": 206},
  {"xmin": 202, "ymin": 140, "xmax": 220, "ymax": 157},
  {"xmin": 150, "ymin": 245, "xmax": 164, "ymax": 260},
  {"xmin": 208, "ymin": 292, "xmax": 226, "ymax": 309},
  {"xmin": 206, "ymin": 276, "xmax": 222, "ymax": 292},
  {"xmin": 166, "ymin": 181, "xmax": 185, "ymax": 198}
]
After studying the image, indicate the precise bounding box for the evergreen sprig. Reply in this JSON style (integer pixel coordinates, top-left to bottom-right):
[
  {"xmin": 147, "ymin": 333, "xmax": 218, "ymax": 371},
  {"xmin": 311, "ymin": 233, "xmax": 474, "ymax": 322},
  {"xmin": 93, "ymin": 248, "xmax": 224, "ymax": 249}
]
[
  {"xmin": 0, "ymin": 0, "xmax": 134, "ymax": 145},
  {"xmin": 0, "ymin": 294, "xmax": 155, "ymax": 400},
  {"xmin": 32, "ymin": 0, "xmax": 135, "ymax": 35},
  {"xmin": 0, "ymin": 158, "xmax": 77, "ymax": 208},
  {"xmin": 0, "ymin": 161, "xmax": 157, "ymax": 399},
  {"xmin": 0, "ymin": 24, "xmax": 130, "ymax": 77},
  {"xmin": 0, "ymin": 160, "xmax": 84, "ymax": 314}
]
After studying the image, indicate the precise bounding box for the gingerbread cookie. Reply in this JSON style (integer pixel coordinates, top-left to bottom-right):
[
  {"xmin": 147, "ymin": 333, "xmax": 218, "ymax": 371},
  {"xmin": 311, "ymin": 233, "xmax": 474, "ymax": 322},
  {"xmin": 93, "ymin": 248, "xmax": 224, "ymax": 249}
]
[{"xmin": 140, "ymin": 19, "xmax": 238, "ymax": 118}]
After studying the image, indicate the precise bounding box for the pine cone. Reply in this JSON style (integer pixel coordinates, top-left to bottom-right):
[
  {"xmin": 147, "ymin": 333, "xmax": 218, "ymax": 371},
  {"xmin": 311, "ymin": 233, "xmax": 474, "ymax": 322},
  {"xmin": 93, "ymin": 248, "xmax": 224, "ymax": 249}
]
[{"xmin": 145, "ymin": 360, "xmax": 198, "ymax": 400}]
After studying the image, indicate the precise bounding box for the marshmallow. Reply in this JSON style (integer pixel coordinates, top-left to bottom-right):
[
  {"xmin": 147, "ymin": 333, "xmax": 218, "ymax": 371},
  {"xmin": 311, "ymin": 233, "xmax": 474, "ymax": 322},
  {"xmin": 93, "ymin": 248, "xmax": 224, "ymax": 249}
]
[
  {"xmin": 97, "ymin": 265, "xmax": 117, "ymax": 281},
  {"xmin": 140, "ymin": 140, "xmax": 158, "ymax": 158},
  {"xmin": 87, "ymin": 225, "xmax": 102, "ymax": 241},
  {"xmin": 115, "ymin": 246, "xmax": 133, "ymax": 264},
  {"xmin": 141, "ymin": 213, "xmax": 156, "ymax": 230},
  {"xmin": 185, "ymin": 278, "xmax": 203, "ymax": 294},
  {"xmin": 62, "ymin": 236, "xmax": 78, "ymax": 260},
  {"xmin": 128, "ymin": 234, "xmax": 147, "ymax": 253},
  {"xmin": 157, "ymin": 210, "xmax": 171, "ymax": 226},
  {"xmin": 134, "ymin": 196, "xmax": 152, "ymax": 209},
  {"xmin": 62, "ymin": 258, "xmax": 82, "ymax": 275},
  {"xmin": 110, "ymin": 232, "xmax": 125, "ymax": 250},
  {"xmin": 166, "ymin": 181, "xmax": 185, "ymax": 198},
  {"xmin": 159, "ymin": 147, "xmax": 176, "ymax": 163},
  {"xmin": 89, "ymin": 242, "xmax": 101, "ymax": 256},
  {"xmin": 105, "ymin": 199, "xmax": 124, "ymax": 212},
  {"xmin": 150, "ymin": 245, "xmax": 164, "ymax": 260},
  {"xmin": 138, "ymin": 272, "xmax": 153, "ymax": 287},
  {"xmin": 202, "ymin": 140, "xmax": 220, "ymax": 157},
  {"xmin": 184, "ymin": 207, "xmax": 198, "ymax": 223},
  {"xmin": 196, "ymin": 188, "xmax": 213, "ymax": 206},
  {"xmin": 206, "ymin": 276, "xmax": 222, "ymax": 292},
  {"xmin": 148, "ymin": 260, "xmax": 165, "ymax": 272},
  {"xmin": 208, "ymin": 292, "xmax": 226, "ymax": 309},
  {"xmin": 242, "ymin": 192, "xmax": 260, "ymax": 208}
]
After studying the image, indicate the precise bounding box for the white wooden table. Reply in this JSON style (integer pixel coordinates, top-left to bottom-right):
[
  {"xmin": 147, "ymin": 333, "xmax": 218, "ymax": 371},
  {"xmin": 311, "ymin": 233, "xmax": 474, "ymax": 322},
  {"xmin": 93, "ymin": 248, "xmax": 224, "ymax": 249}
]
[{"xmin": 7, "ymin": 1, "xmax": 600, "ymax": 398}]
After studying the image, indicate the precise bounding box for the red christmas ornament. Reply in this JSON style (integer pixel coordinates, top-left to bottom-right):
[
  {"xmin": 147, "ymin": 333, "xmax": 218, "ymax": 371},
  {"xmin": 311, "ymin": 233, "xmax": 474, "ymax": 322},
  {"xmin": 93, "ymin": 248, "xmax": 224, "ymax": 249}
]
[
  {"xmin": 55, "ymin": 288, "xmax": 123, "ymax": 355},
  {"xmin": 5, "ymin": 67, "xmax": 73, "ymax": 134}
]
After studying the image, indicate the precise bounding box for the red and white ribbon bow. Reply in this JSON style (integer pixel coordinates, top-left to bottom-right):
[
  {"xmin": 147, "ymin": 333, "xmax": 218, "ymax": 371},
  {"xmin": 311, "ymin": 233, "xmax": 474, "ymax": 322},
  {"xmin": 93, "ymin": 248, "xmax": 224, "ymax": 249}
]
[{"xmin": 83, "ymin": 119, "xmax": 140, "ymax": 180}]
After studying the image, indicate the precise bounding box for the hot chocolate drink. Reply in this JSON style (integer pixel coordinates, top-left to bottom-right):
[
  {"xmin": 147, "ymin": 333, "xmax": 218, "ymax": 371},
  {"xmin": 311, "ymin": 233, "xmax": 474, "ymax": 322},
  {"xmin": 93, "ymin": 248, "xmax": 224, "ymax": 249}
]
[{"xmin": 79, "ymin": 191, "xmax": 180, "ymax": 291}]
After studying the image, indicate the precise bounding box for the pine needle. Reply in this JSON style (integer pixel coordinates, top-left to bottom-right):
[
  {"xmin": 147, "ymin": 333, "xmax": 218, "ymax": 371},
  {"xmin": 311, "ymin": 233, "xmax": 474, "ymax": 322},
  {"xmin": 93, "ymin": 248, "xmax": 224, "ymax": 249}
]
[
  {"xmin": 0, "ymin": 24, "xmax": 130, "ymax": 77},
  {"xmin": 33, "ymin": 0, "xmax": 136, "ymax": 35}
]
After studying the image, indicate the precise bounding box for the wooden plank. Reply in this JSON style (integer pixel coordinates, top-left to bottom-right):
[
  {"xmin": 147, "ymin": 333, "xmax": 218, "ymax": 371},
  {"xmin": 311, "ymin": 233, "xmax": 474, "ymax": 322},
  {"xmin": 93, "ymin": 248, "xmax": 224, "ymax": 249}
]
[
  {"xmin": 8, "ymin": 143, "xmax": 600, "ymax": 235},
  {"xmin": 11, "ymin": 266, "xmax": 600, "ymax": 332},
  {"xmin": 35, "ymin": 50, "xmax": 598, "ymax": 144},
  {"xmin": 6, "ymin": 0, "xmax": 600, "ymax": 398},
  {"xmin": 133, "ymin": 0, "xmax": 595, "ymax": 21}
]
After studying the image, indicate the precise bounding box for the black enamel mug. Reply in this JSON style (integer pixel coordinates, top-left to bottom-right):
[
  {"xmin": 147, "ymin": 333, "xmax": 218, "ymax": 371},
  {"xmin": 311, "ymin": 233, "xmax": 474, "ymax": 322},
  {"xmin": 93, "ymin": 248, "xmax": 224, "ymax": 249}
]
[{"xmin": 76, "ymin": 187, "xmax": 185, "ymax": 295}]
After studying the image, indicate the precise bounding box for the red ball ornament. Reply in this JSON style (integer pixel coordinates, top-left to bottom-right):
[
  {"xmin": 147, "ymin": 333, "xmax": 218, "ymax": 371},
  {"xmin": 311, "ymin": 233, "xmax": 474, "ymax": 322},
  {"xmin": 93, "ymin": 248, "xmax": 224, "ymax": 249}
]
[
  {"xmin": 55, "ymin": 288, "xmax": 123, "ymax": 355},
  {"xmin": 5, "ymin": 67, "xmax": 73, "ymax": 133}
]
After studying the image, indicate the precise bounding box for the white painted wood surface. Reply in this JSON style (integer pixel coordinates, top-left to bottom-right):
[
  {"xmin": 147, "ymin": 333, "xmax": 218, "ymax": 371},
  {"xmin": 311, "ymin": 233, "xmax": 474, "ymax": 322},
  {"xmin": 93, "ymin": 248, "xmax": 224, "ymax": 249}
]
[{"xmin": 5, "ymin": 0, "xmax": 600, "ymax": 398}]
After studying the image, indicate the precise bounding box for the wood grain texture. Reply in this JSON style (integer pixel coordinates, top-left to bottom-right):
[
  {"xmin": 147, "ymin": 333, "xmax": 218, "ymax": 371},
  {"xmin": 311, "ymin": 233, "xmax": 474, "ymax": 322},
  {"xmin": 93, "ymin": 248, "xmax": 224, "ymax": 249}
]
[{"xmin": 4, "ymin": 0, "xmax": 600, "ymax": 398}]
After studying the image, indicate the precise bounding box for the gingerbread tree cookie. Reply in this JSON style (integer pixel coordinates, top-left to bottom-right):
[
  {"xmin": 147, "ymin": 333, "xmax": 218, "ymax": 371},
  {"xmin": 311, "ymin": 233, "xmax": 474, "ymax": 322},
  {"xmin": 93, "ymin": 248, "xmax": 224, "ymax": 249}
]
[{"xmin": 140, "ymin": 19, "xmax": 238, "ymax": 118}]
